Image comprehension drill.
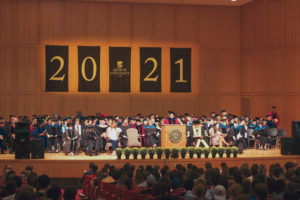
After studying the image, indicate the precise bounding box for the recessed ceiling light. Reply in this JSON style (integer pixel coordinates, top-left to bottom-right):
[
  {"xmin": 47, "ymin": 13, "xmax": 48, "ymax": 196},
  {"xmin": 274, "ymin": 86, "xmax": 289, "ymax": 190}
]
[{"xmin": 231, "ymin": 0, "xmax": 237, "ymax": 2}]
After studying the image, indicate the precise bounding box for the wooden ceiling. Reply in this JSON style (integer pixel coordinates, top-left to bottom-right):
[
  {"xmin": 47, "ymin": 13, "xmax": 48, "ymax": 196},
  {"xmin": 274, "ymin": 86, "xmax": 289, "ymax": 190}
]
[{"xmin": 81, "ymin": 0, "xmax": 254, "ymax": 6}]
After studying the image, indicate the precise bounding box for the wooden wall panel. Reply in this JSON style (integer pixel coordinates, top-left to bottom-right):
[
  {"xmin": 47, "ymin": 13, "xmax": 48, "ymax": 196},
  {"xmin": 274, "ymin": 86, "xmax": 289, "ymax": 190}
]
[
  {"xmin": 0, "ymin": 0, "xmax": 15, "ymax": 44},
  {"xmin": 217, "ymin": 51, "xmax": 240, "ymax": 93},
  {"xmin": 40, "ymin": 0, "xmax": 66, "ymax": 44},
  {"xmin": 217, "ymin": 7, "xmax": 240, "ymax": 50},
  {"xmin": 241, "ymin": 0, "xmax": 300, "ymax": 136},
  {"xmin": 154, "ymin": 5, "xmax": 174, "ymax": 45},
  {"xmin": 198, "ymin": 50, "xmax": 218, "ymax": 93},
  {"xmin": 197, "ymin": 7, "xmax": 218, "ymax": 49},
  {"xmin": 284, "ymin": 0, "xmax": 300, "ymax": 46},
  {"xmin": 15, "ymin": 0, "xmax": 39, "ymax": 45},
  {"xmin": 174, "ymin": 5, "xmax": 196, "ymax": 45},
  {"xmin": 131, "ymin": 4, "xmax": 153, "ymax": 44},
  {"xmin": 0, "ymin": 0, "xmax": 241, "ymax": 122},
  {"xmin": 268, "ymin": 0, "xmax": 284, "ymax": 46},
  {"xmin": 65, "ymin": 2, "xmax": 85, "ymax": 45},
  {"xmin": 109, "ymin": 4, "xmax": 131, "ymax": 45},
  {"xmin": 84, "ymin": 2, "xmax": 107, "ymax": 45},
  {"xmin": 15, "ymin": 47, "xmax": 41, "ymax": 92},
  {"xmin": 0, "ymin": 47, "xmax": 16, "ymax": 92}
]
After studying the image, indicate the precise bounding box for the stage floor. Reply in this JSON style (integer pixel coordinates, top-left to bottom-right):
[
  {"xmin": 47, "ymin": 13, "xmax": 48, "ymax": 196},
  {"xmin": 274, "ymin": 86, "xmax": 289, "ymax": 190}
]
[
  {"xmin": 0, "ymin": 149, "xmax": 299, "ymax": 178},
  {"xmin": 0, "ymin": 148, "xmax": 284, "ymax": 160}
]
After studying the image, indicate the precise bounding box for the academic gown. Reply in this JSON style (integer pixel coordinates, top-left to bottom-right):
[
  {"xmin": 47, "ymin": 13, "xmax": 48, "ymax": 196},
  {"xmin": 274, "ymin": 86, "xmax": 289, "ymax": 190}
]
[
  {"xmin": 120, "ymin": 125, "xmax": 130, "ymax": 148},
  {"xmin": 0, "ymin": 127, "xmax": 7, "ymax": 151},
  {"xmin": 144, "ymin": 125, "xmax": 157, "ymax": 147},
  {"xmin": 254, "ymin": 126, "xmax": 268, "ymax": 145},
  {"xmin": 163, "ymin": 118, "xmax": 180, "ymax": 125},
  {"xmin": 86, "ymin": 128, "xmax": 99, "ymax": 154},
  {"xmin": 136, "ymin": 125, "xmax": 146, "ymax": 147},
  {"xmin": 63, "ymin": 128, "xmax": 79, "ymax": 153}
]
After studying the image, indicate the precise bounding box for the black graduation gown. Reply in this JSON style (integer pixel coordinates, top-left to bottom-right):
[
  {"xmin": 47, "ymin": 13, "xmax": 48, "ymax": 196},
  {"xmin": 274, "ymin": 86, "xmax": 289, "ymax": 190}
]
[{"xmin": 145, "ymin": 127, "xmax": 157, "ymax": 147}]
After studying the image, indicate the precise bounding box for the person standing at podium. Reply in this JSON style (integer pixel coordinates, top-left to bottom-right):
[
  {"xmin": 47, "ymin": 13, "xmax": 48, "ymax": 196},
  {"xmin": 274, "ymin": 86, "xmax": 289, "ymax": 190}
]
[{"xmin": 163, "ymin": 111, "xmax": 180, "ymax": 125}]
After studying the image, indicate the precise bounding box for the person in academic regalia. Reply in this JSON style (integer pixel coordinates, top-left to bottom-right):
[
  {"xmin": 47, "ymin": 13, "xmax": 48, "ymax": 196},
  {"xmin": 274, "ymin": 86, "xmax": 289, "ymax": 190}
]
[
  {"xmin": 136, "ymin": 120, "xmax": 146, "ymax": 147},
  {"xmin": 266, "ymin": 115, "xmax": 277, "ymax": 128},
  {"xmin": 55, "ymin": 120, "xmax": 63, "ymax": 152},
  {"xmin": 120, "ymin": 118, "xmax": 130, "ymax": 148},
  {"xmin": 239, "ymin": 120, "xmax": 248, "ymax": 149},
  {"xmin": 32, "ymin": 119, "xmax": 47, "ymax": 149},
  {"xmin": 4, "ymin": 115, "xmax": 17, "ymax": 153},
  {"xmin": 267, "ymin": 106, "xmax": 280, "ymax": 127},
  {"xmin": 186, "ymin": 120, "xmax": 209, "ymax": 147},
  {"xmin": 129, "ymin": 118, "xmax": 136, "ymax": 128},
  {"xmin": 86, "ymin": 125, "xmax": 98, "ymax": 156},
  {"xmin": 154, "ymin": 118, "xmax": 162, "ymax": 147},
  {"xmin": 163, "ymin": 111, "xmax": 180, "ymax": 125},
  {"xmin": 227, "ymin": 122, "xmax": 246, "ymax": 148},
  {"xmin": 0, "ymin": 118, "xmax": 7, "ymax": 154},
  {"xmin": 144, "ymin": 119, "xmax": 157, "ymax": 147},
  {"xmin": 63, "ymin": 124, "xmax": 79, "ymax": 155},
  {"xmin": 248, "ymin": 120, "xmax": 258, "ymax": 130},
  {"xmin": 96, "ymin": 118, "xmax": 108, "ymax": 152},
  {"xmin": 254, "ymin": 122, "xmax": 269, "ymax": 150},
  {"xmin": 74, "ymin": 118, "xmax": 83, "ymax": 151},
  {"xmin": 50, "ymin": 120, "xmax": 60, "ymax": 152}
]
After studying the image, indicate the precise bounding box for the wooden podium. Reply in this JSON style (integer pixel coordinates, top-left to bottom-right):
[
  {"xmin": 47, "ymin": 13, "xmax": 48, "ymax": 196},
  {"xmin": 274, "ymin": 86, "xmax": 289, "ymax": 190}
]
[{"xmin": 161, "ymin": 125, "xmax": 186, "ymax": 148}]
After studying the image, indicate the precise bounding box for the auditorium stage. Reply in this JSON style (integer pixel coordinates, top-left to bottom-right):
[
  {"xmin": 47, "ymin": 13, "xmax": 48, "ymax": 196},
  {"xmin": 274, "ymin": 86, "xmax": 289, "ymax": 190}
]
[{"xmin": 0, "ymin": 149, "xmax": 299, "ymax": 178}]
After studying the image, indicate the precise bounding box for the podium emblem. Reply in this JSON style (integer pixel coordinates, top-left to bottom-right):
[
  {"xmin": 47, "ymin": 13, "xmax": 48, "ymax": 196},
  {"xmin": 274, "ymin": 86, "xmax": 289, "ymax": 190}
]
[{"xmin": 169, "ymin": 129, "xmax": 182, "ymax": 143}]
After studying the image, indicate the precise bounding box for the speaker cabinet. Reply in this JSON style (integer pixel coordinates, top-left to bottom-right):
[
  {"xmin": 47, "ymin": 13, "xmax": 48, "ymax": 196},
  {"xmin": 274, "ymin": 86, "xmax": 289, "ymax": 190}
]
[
  {"xmin": 281, "ymin": 137, "xmax": 294, "ymax": 155},
  {"xmin": 292, "ymin": 121, "xmax": 300, "ymax": 141},
  {"xmin": 31, "ymin": 139, "xmax": 44, "ymax": 159},
  {"xmin": 15, "ymin": 144, "xmax": 30, "ymax": 159},
  {"xmin": 15, "ymin": 122, "xmax": 30, "ymax": 159},
  {"xmin": 15, "ymin": 122, "xmax": 30, "ymax": 145}
]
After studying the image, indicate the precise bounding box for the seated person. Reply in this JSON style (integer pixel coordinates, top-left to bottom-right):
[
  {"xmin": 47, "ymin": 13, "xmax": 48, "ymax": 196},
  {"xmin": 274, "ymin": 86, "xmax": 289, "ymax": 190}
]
[
  {"xmin": 210, "ymin": 123, "xmax": 229, "ymax": 147},
  {"xmin": 187, "ymin": 120, "xmax": 209, "ymax": 147},
  {"xmin": 106, "ymin": 121, "xmax": 121, "ymax": 155},
  {"xmin": 145, "ymin": 119, "xmax": 159, "ymax": 147},
  {"xmin": 254, "ymin": 122, "xmax": 269, "ymax": 150},
  {"xmin": 63, "ymin": 123, "xmax": 79, "ymax": 156}
]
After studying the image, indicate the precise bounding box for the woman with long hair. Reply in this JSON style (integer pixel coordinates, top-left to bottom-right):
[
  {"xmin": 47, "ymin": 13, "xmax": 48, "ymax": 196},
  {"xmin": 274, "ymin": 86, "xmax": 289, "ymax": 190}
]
[
  {"xmin": 106, "ymin": 120, "xmax": 121, "ymax": 155},
  {"xmin": 210, "ymin": 123, "xmax": 229, "ymax": 147}
]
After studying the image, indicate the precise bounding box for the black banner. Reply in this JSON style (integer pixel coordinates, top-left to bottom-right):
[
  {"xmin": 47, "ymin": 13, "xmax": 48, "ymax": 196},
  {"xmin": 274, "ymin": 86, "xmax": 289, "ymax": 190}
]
[
  {"xmin": 109, "ymin": 47, "xmax": 131, "ymax": 92},
  {"xmin": 45, "ymin": 46, "xmax": 68, "ymax": 92},
  {"xmin": 170, "ymin": 48, "xmax": 191, "ymax": 92},
  {"xmin": 140, "ymin": 47, "xmax": 161, "ymax": 92},
  {"xmin": 78, "ymin": 46, "xmax": 100, "ymax": 92}
]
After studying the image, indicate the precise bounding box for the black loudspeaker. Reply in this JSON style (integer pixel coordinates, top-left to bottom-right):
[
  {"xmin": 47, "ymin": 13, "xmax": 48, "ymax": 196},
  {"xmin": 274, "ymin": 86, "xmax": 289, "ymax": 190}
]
[
  {"xmin": 292, "ymin": 121, "xmax": 300, "ymax": 141},
  {"xmin": 281, "ymin": 137, "xmax": 295, "ymax": 155},
  {"xmin": 293, "ymin": 140, "xmax": 300, "ymax": 155},
  {"xmin": 31, "ymin": 139, "xmax": 44, "ymax": 159},
  {"xmin": 15, "ymin": 122, "xmax": 30, "ymax": 145},
  {"xmin": 15, "ymin": 144, "xmax": 30, "ymax": 159},
  {"xmin": 15, "ymin": 122, "xmax": 30, "ymax": 159}
]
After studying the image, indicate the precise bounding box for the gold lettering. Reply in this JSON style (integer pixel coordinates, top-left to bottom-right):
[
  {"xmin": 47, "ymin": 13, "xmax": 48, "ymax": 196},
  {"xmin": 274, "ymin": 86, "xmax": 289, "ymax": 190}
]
[
  {"xmin": 143, "ymin": 57, "xmax": 158, "ymax": 82},
  {"xmin": 81, "ymin": 56, "xmax": 97, "ymax": 82},
  {"xmin": 49, "ymin": 56, "xmax": 65, "ymax": 81},
  {"xmin": 175, "ymin": 58, "xmax": 187, "ymax": 83}
]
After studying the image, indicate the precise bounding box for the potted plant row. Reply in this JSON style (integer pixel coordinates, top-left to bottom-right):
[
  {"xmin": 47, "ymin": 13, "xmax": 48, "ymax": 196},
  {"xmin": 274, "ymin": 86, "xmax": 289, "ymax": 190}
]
[{"xmin": 116, "ymin": 147, "xmax": 238, "ymax": 159}]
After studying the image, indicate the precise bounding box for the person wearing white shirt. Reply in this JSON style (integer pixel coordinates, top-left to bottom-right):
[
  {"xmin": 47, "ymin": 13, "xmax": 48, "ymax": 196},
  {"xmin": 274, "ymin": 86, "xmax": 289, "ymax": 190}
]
[
  {"xmin": 106, "ymin": 121, "xmax": 121, "ymax": 155},
  {"xmin": 74, "ymin": 118, "xmax": 83, "ymax": 150}
]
